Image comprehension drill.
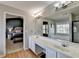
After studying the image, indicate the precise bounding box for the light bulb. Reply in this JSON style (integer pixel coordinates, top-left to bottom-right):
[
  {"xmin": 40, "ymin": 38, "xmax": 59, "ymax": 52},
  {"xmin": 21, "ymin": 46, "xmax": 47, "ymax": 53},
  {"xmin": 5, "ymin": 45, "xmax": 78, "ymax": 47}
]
[{"xmin": 54, "ymin": 2, "xmax": 60, "ymax": 7}]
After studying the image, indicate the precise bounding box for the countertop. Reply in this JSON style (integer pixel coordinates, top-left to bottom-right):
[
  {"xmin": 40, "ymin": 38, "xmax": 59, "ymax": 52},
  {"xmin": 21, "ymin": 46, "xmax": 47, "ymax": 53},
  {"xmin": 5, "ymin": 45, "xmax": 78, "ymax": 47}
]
[{"xmin": 30, "ymin": 35, "xmax": 79, "ymax": 58}]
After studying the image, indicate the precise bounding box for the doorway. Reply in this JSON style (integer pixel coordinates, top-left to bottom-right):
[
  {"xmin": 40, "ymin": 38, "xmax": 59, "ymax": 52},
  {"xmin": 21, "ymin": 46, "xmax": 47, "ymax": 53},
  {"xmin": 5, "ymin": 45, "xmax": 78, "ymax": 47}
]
[
  {"xmin": 43, "ymin": 21, "xmax": 48, "ymax": 37},
  {"xmin": 72, "ymin": 20, "xmax": 79, "ymax": 43},
  {"xmin": 5, "ymin": 13, "xmax": 24, "ymax": 54}
]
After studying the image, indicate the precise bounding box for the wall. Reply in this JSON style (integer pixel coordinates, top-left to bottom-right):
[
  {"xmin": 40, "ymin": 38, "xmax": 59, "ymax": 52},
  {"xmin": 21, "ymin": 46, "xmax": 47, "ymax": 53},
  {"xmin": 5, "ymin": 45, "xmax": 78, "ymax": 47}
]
[
  {"xmin": 6, "ymin": 18, "xmax": 23, "ymax": 27},
  {"xmin": 0, "ymin": 4, "xmax": 33, "ymax": 56},
  {"xmin": 34, "ymin": 18, "xmax": 43, "ymax": 36}
]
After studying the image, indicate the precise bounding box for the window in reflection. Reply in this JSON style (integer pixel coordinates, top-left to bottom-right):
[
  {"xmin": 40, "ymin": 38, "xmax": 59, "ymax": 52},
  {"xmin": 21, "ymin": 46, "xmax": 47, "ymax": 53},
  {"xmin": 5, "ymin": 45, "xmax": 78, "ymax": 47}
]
[{"xmin": 56, "ymin": 24, "xmax": 69, "ymax": 34}]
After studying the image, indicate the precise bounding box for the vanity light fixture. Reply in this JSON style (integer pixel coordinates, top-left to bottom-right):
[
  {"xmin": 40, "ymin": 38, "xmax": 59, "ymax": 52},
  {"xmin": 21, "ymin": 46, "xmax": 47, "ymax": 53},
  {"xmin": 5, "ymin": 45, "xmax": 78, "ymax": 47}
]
[
  {"xmin": 31, "ymin": 8, "xmax": 42, "ymax": 18},
  {"xmin": 54, "ymin": 1, "xmax": 72, "ymax": 9},
  {"xmin": 33, "ymin": 12, "xmax": 42, "ymax": 17},
  {"xmin": 54, "ymin": 2, "xmax": 60, "ymax": 8}
]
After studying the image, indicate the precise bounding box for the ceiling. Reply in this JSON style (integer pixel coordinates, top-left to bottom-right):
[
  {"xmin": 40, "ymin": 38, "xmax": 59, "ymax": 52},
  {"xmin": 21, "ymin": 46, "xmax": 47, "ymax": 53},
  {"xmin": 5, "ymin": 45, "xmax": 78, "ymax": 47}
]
[
  {"xmin": 0, "ymin": 1, "xmax": 79, "ymax": 18},
  {"xmin": 0, "ymin": 1, "xmax": 53, "ymax": 15}
]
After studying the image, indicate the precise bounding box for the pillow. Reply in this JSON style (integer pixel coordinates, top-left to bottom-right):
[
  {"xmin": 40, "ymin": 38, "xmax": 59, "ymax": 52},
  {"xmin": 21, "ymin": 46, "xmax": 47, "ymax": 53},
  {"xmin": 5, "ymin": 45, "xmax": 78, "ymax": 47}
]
[{"xmin": 14, "ymin": 27, "xmax": 22, "ymax": 33}]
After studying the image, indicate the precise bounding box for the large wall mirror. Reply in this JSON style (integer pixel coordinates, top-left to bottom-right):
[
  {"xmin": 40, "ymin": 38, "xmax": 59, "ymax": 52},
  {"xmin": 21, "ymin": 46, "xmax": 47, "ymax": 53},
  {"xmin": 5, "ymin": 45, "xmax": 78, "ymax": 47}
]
[{"xmin": 48, "ymin": 14, "xmax": 70, "ymax": 41}]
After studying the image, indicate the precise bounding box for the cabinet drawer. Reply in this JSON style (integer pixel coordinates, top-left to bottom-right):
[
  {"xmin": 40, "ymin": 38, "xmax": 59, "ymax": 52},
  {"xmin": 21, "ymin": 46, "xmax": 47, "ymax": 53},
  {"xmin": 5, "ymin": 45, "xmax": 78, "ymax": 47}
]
[
  {"xmin": 46, "ymin": 48, "xmax": 56, "ymax": 58},
  {"xmin": 31, "ymin": 40, "xmax": 35, "ymax": 53},
  {"xmin": 36, "ymin": 41, "xmax": 46, "ymax": 49},
  {"xmin": 57, "ymin": 52, "xmax": 71, "ymax": 58},
  {"xmin": 29, "ymin": 37, "xmax": 35, "ymax": 53}
]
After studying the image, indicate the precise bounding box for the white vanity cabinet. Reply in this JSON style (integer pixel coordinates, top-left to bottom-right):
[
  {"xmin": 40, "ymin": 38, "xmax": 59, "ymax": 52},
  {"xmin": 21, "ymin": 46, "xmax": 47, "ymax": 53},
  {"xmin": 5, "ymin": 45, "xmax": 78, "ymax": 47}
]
[
  {"xmin": 46, "ymin": 48, "xmax": 57, "ymax": 58},
  {"xmin": 29, "ymin": 37, "xmax": 35, "ymax": 53},
  {"xmin": 29, "ymin": 37, "xmax": 31, "ymax": 49},
  {"xmin": 29, "ymin": 36, "xmax": 73, "ymax": 58},
  {"xmin": 57, "ymin": 52, "xmax": 71, "ymax": 58}
]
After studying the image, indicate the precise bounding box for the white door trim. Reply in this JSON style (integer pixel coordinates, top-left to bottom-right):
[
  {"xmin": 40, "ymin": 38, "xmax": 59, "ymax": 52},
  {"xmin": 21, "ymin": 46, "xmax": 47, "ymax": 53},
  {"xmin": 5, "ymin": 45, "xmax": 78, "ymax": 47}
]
[{"xmin": 3, "ymin": 11, "xmax": 25, "ymax": 56}]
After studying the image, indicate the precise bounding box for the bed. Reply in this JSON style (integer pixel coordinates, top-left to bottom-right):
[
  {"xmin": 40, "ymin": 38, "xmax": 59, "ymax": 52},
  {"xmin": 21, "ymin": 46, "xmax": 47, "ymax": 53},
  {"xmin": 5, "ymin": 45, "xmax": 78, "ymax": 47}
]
[{"xmin": 10, "ymin": 27, "xmax": 23, "ymax": 43}]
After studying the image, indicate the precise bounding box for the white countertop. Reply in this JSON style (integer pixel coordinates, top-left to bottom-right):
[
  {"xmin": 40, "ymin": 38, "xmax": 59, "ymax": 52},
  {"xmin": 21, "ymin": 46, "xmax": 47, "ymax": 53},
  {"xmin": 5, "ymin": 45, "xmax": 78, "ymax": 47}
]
[{"xmin": 30, "ymin": 35, "xmax": 79, "ymax": 58}]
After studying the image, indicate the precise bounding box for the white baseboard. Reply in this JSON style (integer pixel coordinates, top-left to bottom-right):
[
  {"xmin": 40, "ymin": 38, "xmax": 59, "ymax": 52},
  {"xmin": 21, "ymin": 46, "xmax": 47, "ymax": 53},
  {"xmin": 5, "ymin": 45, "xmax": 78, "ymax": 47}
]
[
  {"xmin": 0, "ymin": 48, "xmax": 29, "ymax": 58},
  {"xmin": 7, "ymin": 48, "xmax": 23, "ymax": 54},
  {"xmin": 24, "ymin": 47, "xmax": 29, "ymax": 50}
]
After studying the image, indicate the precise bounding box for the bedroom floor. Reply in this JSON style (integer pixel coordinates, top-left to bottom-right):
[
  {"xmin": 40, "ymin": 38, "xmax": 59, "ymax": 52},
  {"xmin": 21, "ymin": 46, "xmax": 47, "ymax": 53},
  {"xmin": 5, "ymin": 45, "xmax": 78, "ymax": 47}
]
[{"xmin": 6, "ymin": 39, "xmax": 23, "ymax": 54}]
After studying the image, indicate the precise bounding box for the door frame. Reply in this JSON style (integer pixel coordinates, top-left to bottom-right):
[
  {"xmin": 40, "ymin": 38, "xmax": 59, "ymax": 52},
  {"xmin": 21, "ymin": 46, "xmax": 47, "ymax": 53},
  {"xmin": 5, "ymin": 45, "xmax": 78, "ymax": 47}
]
[
  {"xmin": 4, "ymin": 11, "xmax": 25, "ymax": 56},
  {"xmin": 72, "ymin": 20, "xmax": 79, "ymax": 42}
]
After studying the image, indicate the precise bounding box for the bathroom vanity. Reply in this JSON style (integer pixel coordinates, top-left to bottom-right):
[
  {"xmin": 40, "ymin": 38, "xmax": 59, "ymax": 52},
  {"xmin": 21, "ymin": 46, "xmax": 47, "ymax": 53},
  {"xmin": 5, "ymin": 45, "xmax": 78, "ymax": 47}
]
[{"xmin": 29, "ymin": 35, "xmax": 79, "ymax": 58}]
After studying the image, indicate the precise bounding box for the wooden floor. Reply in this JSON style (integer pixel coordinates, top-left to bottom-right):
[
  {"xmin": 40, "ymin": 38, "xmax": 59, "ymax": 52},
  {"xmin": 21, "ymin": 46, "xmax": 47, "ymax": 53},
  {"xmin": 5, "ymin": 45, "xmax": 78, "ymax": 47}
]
[
  {"xmin": 4, "ymin": 49, "xmax": 38, "ymax": 58},
  {"xmin": 6, "ymin": 39, "xmax": 23, "ymax": 53}
]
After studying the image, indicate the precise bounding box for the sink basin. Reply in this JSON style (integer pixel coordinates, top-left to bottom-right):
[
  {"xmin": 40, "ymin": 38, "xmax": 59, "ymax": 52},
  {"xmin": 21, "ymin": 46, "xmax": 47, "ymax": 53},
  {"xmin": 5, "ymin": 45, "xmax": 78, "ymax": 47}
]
[
  {"xmin": 41, "ymin": 38, "xmax": 69, "ymax": 52},
  {"xmin": 61, "ymin": 43, "xmax": 69, "ymax": 47},
  {"xmin": 32, "ymin": 35, "xmax": 39, "ymax": 39},
  {"xmin": 36, "ymin": 37, "xmax": 70, "ymax": 52},
  {"xmin": 54, "ymin": 44, "xmax": 69, "ymax": 52}
]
